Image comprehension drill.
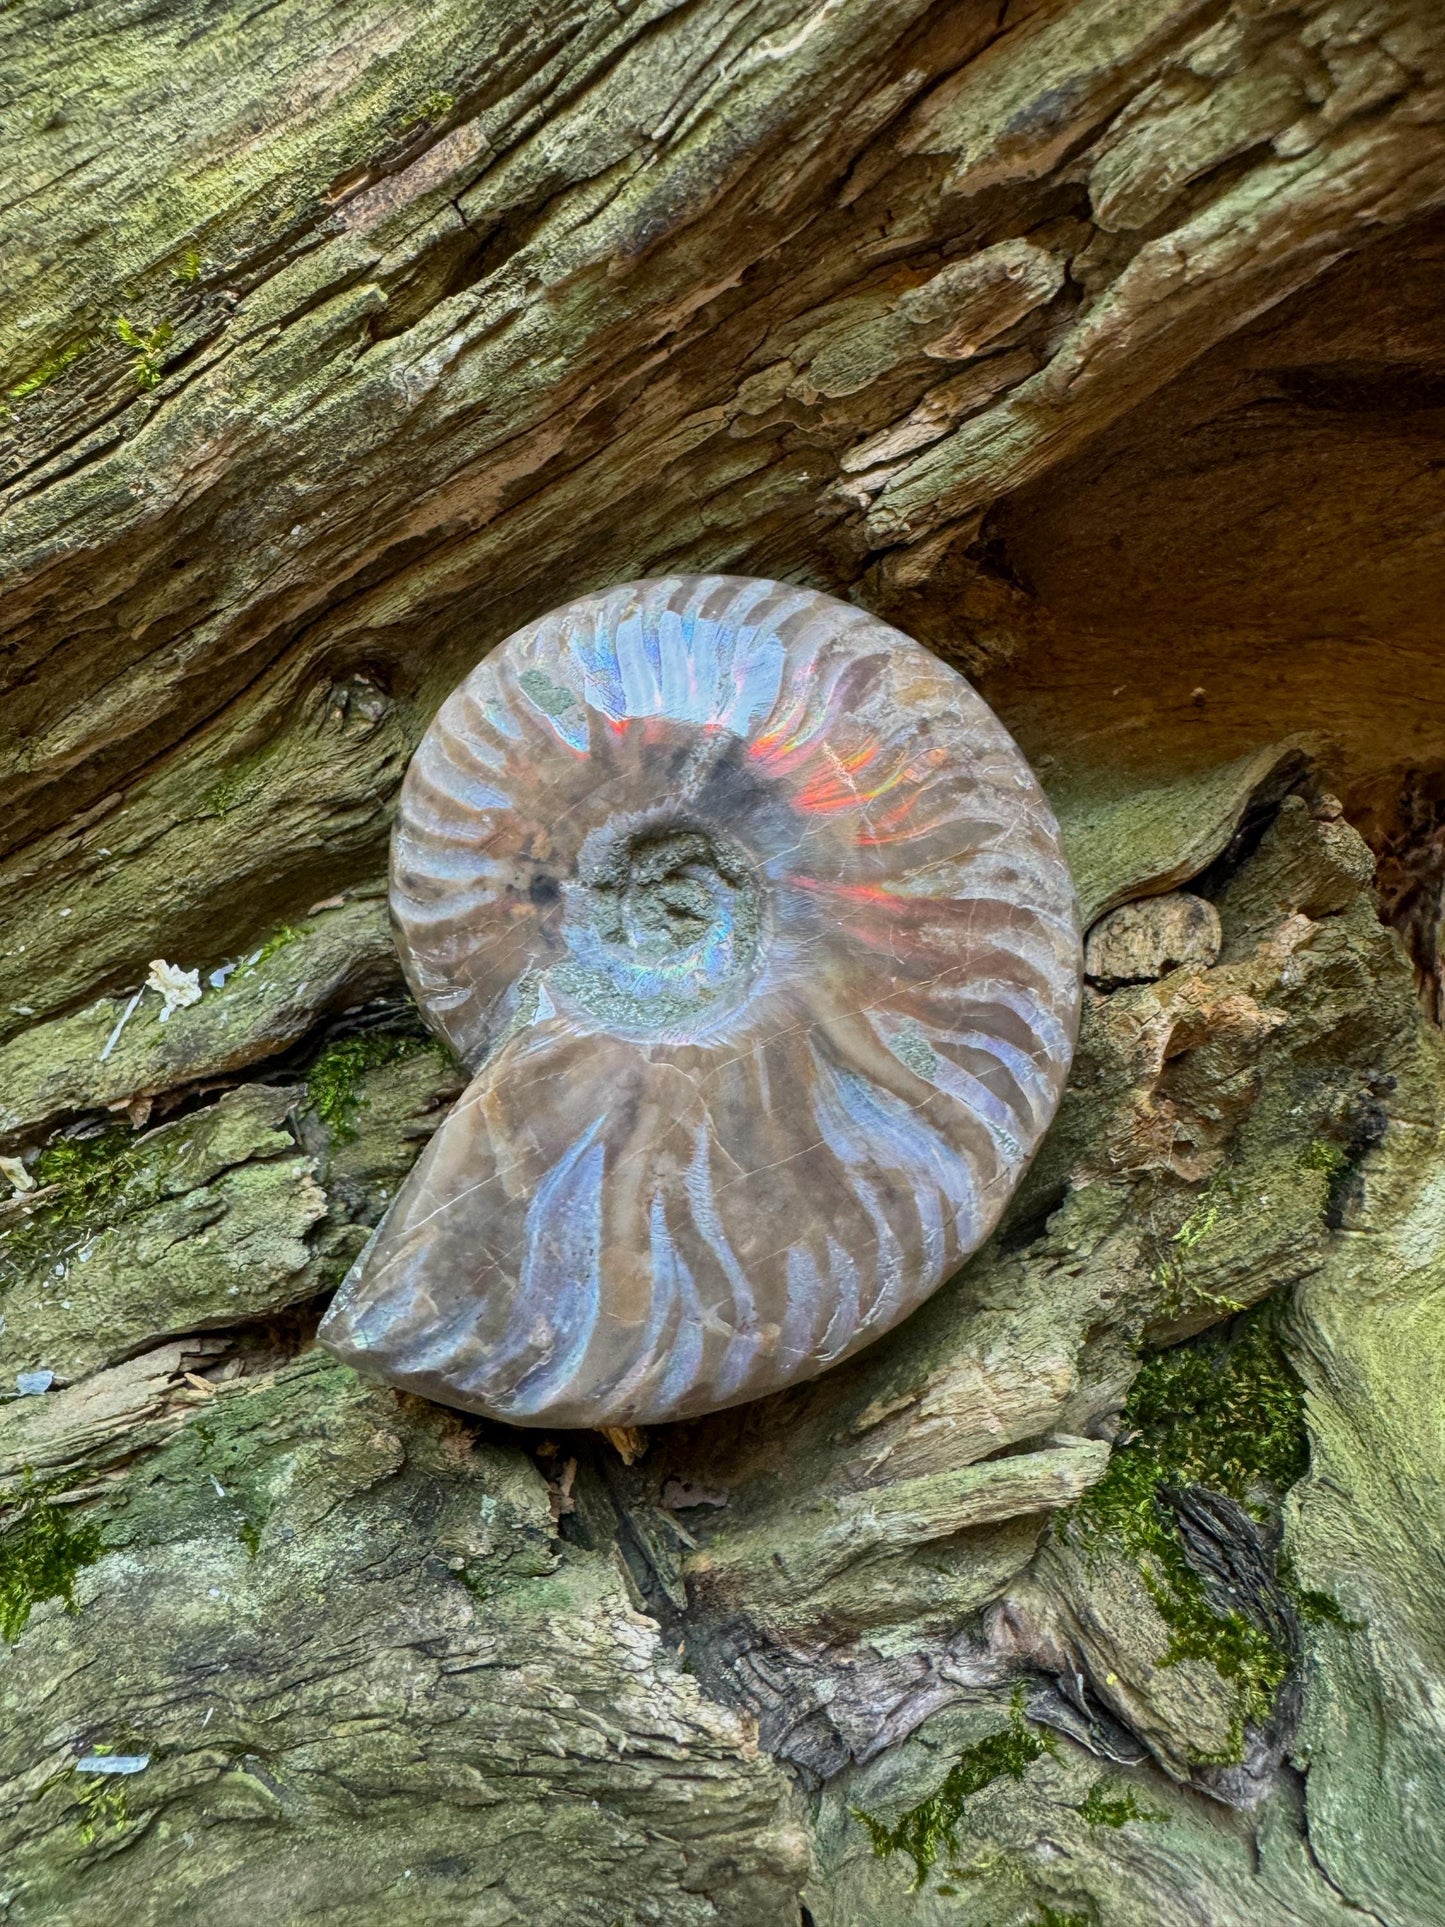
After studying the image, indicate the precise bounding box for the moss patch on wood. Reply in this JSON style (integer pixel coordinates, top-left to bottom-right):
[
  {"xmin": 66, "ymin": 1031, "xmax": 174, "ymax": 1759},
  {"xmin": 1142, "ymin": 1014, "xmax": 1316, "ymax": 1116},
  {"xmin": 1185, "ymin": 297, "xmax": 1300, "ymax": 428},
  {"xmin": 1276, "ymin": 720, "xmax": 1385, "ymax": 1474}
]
[
  {"xmin": 0, "ymin": 1492, "xmax": 104, "ymax": 1644},
  {"xmin": 1148, "ymin": 1173, "xmax": 1238, "ymax": 1320},
  {"xmin": 112, "ymin": 316, "xmax": 173, "ymax": 391},
  {"xmin": 304, "ymin": 1026, "xmax": 443, "ymax": 1144},
  {"xmin": 1, "ymin": 1126, "xmax": 157, "ymax": 1289},
  {"xmin": 400, "ymin": 88, "xmax": 456, "ymax": 131},
  {"xmin": 1094, "ymin": 1313, "xmax": 1310, "ymax": 1512},
  {"xmin": 75, "ymin": 1778, "xmax": 128, "ymax": 1845},
  {"xmin": 1077, "ymin": 1779, "xmax": 1168, "ymax": 1829},
  {"xmin": 0, "ymin": 1087, "xmax": 326, "ymax": 1384},
  {"xmin": 237, "ymin": 922, "xmax": 305, "ymax": 972},
  {"xmin": 300, "ymin": 1025, "xmax": 446, "ymax": 1140},
  {"xmin": 854, "ymin": 1689, "xmax": 1055, "ymax": 1889},
  {"xmin": 7, "ymin": 337, "xmax": 94, "ymax": 404},
  {"xmin": 1074, "ymin": 1311, "xmax": 1316, "ymax": 1760}
]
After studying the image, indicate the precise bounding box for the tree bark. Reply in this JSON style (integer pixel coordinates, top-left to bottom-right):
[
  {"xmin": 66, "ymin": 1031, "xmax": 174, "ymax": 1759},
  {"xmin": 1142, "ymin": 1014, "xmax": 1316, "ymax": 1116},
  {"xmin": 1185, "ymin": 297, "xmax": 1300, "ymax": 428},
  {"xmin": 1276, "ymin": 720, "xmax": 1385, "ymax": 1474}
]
[{"xmin": 2, "ymin": 1, "xmax": 1444, "ymax": 1920}]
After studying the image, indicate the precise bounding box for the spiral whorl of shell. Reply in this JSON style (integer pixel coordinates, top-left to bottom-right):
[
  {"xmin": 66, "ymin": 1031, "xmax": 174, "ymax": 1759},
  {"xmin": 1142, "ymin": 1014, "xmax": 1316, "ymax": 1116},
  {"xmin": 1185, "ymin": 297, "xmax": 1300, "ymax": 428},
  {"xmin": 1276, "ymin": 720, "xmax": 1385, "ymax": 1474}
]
[{"xmin": 319, "ymin": 577, "xmax": 1082, "ymax": 1427}]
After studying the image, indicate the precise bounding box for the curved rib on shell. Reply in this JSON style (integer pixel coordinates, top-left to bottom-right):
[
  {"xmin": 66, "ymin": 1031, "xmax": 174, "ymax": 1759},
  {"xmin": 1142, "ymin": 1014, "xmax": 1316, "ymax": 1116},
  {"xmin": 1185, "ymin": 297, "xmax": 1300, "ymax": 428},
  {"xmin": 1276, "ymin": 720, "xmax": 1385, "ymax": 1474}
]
[{"xmin": 319, "ymin": 576, "xmax": 1081, "ymax": 1428}]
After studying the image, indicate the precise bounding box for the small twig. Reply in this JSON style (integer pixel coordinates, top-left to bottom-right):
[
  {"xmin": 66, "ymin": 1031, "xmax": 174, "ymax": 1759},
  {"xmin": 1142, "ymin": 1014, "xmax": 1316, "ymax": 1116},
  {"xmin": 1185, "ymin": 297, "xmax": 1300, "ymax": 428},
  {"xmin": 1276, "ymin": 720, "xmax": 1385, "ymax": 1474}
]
[{"xmin": 99, "ymin": 989, "xmax": 144, "ymax": 1062}]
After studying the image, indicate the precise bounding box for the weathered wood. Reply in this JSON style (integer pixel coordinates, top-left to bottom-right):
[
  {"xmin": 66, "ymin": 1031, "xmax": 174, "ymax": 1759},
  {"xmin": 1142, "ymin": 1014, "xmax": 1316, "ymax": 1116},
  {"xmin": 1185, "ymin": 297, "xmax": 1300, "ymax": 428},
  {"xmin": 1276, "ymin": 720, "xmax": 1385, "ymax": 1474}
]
[{"xmin": 2, "ymin": 1, "xmax": 1445, "ymax": 1921}]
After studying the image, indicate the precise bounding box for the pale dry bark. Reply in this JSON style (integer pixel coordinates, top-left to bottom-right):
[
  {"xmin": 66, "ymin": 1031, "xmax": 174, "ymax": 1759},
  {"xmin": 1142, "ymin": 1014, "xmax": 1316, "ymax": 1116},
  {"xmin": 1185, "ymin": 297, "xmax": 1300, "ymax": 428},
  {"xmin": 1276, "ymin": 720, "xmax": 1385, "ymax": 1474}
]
[{"xmin": 3, "ymin": 2, "xmax": 1445, "ymax": 1921}]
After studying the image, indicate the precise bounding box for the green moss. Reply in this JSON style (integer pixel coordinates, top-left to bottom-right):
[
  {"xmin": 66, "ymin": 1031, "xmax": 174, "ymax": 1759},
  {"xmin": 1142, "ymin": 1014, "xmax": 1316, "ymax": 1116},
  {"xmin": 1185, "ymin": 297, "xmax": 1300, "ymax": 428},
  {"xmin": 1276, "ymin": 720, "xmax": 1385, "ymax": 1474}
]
[
  {"xmin": 32, "ymin": 1127, "xmax": 138, "ymax": 1200},
  {"xmin": 1077, "ymin": 1780, "xmax": 1168, "ymax": 1828},
  {"xmin": 1154, "ymin": 1141, "xmax": 1349, "ymax": 1322},
  {"xmin": 75, "ymin": 1772, "xmax": 129, "ymax": 1845},
  {"xmin": 201, "ymin": 750, "xmax": 271, "ymax": 818},
  {"xmin": 1276, "ymin": 1552, "xmax": 1358, "ymax": 1630},
  {"xmin": 1172, "ymin": 1191, "xmax": 1223, "ymax": 1256},
  {"xmin": 1293, "ymin": 1586, "xmax": 1353, "ymax": 1627},
  {"xmin": 202, "ymin": 772, "xmax": 245, "ymax": 816},
  {"xmin": 239, "ymin": 922, "xmax": 304, "ymax": 972},
  {"xmin": 1151, "ymin": 1577, "xmax": 1288, "ymax": 1761},
  {"xmin": 305, "ymin": 1027, "xmax": 438, "ymax": 1144},
  {"xmin": 854, "ymin": 1689, "xmax": 1054, "ymax": 1889},
  {"xmin": 2, "ymin": 1126, "xmax": 157, "ymax": 1289},
  {"xmin": 112, "ymin": 315, "xmax": 173, "ymax": 390},
  {"xmin": 171, "ymin": 247, "xmax": 203, "ymax": 283},
  {"xmin": 1149, "ymin": 1174, "xmax": 1244, "ymax": 1321},
  {"xmin": 1302, "ymin": 1136, "xmax": 1357, "ymax": 1226},
  {"xmin": 1301, "ymin": 1139, "xmax": 1347, "ymax": 1175},
  {"xmin": 1033, "ymin": 1910, "xmax": 1092, "ymax": 1927},
  {"xmin": 7, "ymin": 336, "xmax": 93, "ymax": 402},
  {"xmin": 0, "ymin": 1494, "xmax": 104, "ymax": 1644},
  {"xmin": 1101, "ymin": 1315, "xmax": 1310, "ymax": 1507},
  {"xmin": 401, "ymin": 88, "xmax": 457, "ymax": 130},
  {"xmin": 1075, "ymin": 1311, "xmax": 1312, "ymax": 1761}
]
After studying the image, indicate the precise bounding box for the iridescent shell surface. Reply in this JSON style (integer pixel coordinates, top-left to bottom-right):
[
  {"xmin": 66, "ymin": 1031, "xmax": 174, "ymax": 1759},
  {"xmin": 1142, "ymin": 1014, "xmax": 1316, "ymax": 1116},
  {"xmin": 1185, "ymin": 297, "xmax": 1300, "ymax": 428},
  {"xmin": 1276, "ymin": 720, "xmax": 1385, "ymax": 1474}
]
[{"xmin": 319, "ymin": 577, "xmax": 1082, "ymax": 1427}]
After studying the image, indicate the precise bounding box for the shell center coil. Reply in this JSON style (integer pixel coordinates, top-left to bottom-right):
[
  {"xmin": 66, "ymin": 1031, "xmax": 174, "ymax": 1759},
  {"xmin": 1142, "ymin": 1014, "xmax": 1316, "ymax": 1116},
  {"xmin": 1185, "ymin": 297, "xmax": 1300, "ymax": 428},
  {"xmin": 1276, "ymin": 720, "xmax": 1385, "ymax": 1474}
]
[{"xmin": 556, "ymin": 805, "xmax": 766, "ymax": 1038}]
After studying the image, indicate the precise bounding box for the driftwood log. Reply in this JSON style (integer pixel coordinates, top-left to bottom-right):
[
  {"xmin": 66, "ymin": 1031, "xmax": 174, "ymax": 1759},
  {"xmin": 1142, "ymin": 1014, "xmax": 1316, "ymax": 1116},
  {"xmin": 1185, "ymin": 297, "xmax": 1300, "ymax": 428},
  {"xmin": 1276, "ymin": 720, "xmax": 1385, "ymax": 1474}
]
[{"xmin": 2, "ymin": 1, "xmax": 1444, "ymax": 1920}]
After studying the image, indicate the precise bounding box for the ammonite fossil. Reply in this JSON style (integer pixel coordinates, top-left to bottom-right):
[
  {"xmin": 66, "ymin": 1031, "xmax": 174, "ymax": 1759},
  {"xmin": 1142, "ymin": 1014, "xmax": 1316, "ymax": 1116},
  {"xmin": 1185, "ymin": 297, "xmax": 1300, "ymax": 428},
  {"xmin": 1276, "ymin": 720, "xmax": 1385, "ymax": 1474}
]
[{"xmin": 319, "ymin": 577, "xmax": 1081, "ymax": 1428}]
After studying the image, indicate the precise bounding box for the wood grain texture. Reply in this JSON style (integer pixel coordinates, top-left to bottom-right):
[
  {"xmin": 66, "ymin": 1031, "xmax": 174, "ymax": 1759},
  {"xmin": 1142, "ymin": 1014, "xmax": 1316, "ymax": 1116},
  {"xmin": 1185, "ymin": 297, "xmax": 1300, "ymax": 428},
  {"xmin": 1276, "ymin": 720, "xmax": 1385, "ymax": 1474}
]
[
  {"xmin": 3, "ymin": 0, "xmax": 1441, "ymax": 1037},
  {"xmin": 2, "ymin": 2, "xmax": 1445, "ymax": 1921}
]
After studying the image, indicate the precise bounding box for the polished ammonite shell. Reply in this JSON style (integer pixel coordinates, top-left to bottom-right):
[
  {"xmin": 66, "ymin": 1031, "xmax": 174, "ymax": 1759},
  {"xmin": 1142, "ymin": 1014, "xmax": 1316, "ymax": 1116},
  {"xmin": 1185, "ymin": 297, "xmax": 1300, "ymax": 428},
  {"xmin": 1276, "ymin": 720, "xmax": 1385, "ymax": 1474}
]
[{"xmin": 319, "ymin": 576, "xmax": 1081, "ymax": 1427}]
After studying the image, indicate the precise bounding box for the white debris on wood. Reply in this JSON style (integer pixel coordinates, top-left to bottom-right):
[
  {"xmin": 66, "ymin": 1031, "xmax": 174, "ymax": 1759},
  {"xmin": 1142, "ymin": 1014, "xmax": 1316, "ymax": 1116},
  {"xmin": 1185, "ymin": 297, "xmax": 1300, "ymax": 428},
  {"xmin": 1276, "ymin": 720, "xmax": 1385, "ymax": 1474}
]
[
  {"xmin": 16, "ymin": 1369, "xmax": 55, "ymax": 1395},
  {"xmin": 99, "ymin": 988, "xmax": 145, "ymax": 1061},
  {"xmin": 145, "ymin": 959, "xmax": 203, "ymax": 1022},
  {"xmin": 76, "ymin": 1753, "xmax": 151, "ymax": 1776},
  {"xmin": 0, "ymin": 1155, "xmax": 34, "ymax": 1194}
]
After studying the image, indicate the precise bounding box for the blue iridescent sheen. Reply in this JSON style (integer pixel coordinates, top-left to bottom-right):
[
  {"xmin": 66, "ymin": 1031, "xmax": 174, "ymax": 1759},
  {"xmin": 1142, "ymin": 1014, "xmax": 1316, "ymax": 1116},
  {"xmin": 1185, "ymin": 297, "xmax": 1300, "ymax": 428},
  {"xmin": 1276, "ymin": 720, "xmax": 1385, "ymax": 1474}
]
[{"xmin": 320, "ymin": 576, "xmax": 1082, "ymax": 1428}]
